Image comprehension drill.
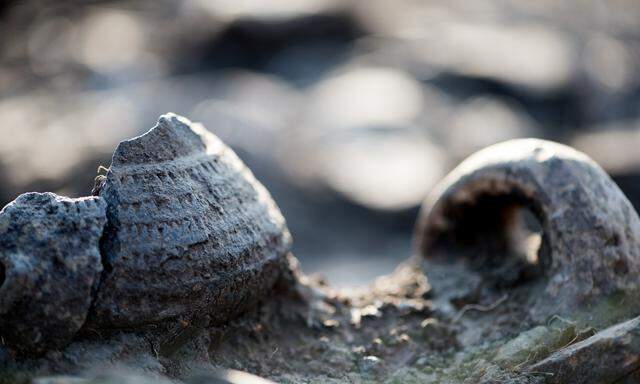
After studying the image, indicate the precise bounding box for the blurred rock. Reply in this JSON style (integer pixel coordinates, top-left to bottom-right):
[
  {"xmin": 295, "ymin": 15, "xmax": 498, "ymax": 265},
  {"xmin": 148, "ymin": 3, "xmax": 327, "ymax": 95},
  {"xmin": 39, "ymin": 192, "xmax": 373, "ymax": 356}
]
[
  {"xmin": 0, "ymin": 92, "xmax": 139, "ymax": 204},
  {"xmin": 308, "ymin": 126, "xmax": 445, "ymax": 210},
  {"xmin": 164, "ymin": 3, "xmax": 364, "ymax": 77},
  {"xmin": 571, "ymin": 123, "xmax": 640, "ymax": 175},
  {"xmin": 583, "ymin": 34, "xmax": 637, "ymax": 94},
  {"xmin": 282, "ymin": 66, "xmax": 448, "ymax": 210},
  {"xmin": 304, "ymin": 66, "xmax": 426, "ymax": 133},
  {"xmin": 442, "ymin": 96, "xmax": 541, "ymax": 160},
  {"xmin": 570, "ymin": 121, "xmax": 640, "ymax": 211},
  {"xmin": 353, "ymin": 2, "xmax": 574, "ymax": 92},
  {"xmin": 190, "ymin": 71, "xmax": 301, "ymax": 158}
]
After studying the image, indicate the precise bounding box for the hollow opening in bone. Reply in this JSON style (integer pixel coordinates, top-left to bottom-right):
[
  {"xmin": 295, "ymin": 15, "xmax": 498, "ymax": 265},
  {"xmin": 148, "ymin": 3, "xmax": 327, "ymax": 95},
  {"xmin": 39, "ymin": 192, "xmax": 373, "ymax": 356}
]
[{"xmin": 429, "ymin": 192, "xmax": 549, "ymax": 288}]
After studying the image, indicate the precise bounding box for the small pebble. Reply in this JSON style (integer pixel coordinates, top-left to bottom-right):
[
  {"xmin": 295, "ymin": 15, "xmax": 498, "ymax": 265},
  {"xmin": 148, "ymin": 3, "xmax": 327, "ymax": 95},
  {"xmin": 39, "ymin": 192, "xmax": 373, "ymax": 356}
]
[{"xmin": 359, "ymin": 355, "xmax": 381, "ymax": 373}]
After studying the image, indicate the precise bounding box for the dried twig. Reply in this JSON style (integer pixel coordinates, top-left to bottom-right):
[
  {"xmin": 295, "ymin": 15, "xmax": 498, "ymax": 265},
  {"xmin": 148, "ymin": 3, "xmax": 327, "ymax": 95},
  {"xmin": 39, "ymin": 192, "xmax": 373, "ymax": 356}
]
[{"xmin": 452, "ymin": 294, "xmax": 508, "ymax": 323}]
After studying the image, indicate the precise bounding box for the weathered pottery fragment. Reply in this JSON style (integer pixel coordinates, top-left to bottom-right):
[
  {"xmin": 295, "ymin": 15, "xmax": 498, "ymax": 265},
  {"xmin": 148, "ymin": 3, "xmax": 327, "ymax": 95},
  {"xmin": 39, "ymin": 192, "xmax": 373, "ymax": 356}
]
[
  {"xmin": 0, "ymin": 193, "xmax": 106, "ymax": 354},
  {"xmin": 0, "ymin": 113, "xmax": 293, "ymax": 355},
  {"xmin": 88, "ymin": 113, "xmax": 292, "ymax": 329},
  {"xmin": 414, "ymin": 139, "xmax": 640, "ymax": 318}
]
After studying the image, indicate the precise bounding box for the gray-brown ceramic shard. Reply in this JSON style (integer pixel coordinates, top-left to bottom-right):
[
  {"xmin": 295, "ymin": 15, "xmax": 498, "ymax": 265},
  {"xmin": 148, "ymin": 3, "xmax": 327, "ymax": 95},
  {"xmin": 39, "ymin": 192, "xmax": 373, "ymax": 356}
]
[
  {"xmin": 0, "ymin": 193, "xmax": 106, "ymax": 354},
  {"xmin": 87, "ymin": 113, "xmax": 292, "ymax": 329},
  {"xmin": 414, "ymin": 139, "xmax": 640, "ymax": 318}
]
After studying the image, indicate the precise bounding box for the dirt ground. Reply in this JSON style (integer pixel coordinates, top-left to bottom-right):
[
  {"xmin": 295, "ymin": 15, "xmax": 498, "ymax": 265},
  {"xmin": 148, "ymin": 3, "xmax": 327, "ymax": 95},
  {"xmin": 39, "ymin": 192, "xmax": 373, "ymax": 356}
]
[{"xmin": 4, "ymin": 252, "xmax": 638, "ymax": 384}]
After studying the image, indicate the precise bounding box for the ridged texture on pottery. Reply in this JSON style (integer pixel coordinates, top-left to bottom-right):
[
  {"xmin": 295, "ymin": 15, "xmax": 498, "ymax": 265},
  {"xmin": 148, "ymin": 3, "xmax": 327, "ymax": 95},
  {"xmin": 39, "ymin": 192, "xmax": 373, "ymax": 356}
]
[
  {"xmin": 89, "ymin": 113, "xmax": 291, "ymax": 328},
  {"xmin": 0, "ymin": 192, "xmax": 106, "ymax": 353},
  {"xmin": 415, "ymin": 139, "xmax": 640, "ymax": 316}
]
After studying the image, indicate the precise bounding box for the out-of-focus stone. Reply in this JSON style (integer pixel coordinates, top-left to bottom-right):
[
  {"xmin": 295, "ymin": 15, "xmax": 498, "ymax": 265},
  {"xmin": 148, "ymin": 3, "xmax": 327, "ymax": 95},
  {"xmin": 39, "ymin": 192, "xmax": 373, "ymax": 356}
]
[
  {"xmin": 571, "ymin": 125, "xmax": 640, "ymax": 176},
  {"xmin": 283, "ymin": 66, "xmax": 448, "ymax": 210},
  {"xmin": 445, "ymin": 96, "xmax": 540, "ymax": 160}
]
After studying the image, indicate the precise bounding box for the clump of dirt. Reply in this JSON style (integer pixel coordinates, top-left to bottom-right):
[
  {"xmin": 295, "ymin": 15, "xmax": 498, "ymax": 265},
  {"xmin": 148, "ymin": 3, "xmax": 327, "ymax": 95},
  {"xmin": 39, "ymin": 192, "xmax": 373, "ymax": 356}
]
[{"xmin": 162, "ymin": 258, "xmax": 548, "ymax": 383}]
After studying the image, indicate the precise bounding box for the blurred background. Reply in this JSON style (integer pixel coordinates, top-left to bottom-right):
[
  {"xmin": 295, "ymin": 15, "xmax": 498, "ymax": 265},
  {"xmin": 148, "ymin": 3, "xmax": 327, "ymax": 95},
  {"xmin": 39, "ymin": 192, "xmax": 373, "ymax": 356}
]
[{"xmin": 1, "ymin": 0, "xmax": 640, "ymax": 286}]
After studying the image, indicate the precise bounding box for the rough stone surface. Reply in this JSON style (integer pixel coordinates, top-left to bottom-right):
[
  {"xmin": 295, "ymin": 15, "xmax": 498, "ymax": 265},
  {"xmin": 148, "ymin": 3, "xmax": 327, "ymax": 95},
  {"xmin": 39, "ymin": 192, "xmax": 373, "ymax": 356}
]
[
  {"xmin": 0, "ymin": 193, "xmax": 106, "ymax": 354},
  {"xmin": 528, "ymin": 315, "xmax": 640, "ymax": 383},
  {"xmin": 414, "ymin": 139, "xmax": 640, "ymax": 318},
  {"xmin": 88, "ymin": 113, "xmax": 292, "ymax": 331}
]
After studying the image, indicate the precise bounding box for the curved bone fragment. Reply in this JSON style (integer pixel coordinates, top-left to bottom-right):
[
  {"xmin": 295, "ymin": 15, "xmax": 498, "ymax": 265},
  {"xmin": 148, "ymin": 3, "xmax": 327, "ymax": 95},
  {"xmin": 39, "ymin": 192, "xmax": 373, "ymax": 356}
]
[{"xmin": 414, "ymin": 139, "xmax": 640, "ymax": 317}]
